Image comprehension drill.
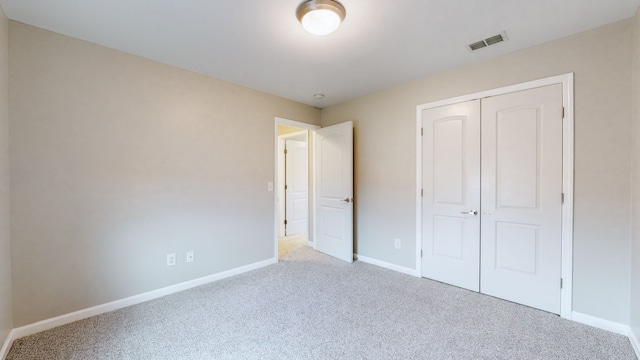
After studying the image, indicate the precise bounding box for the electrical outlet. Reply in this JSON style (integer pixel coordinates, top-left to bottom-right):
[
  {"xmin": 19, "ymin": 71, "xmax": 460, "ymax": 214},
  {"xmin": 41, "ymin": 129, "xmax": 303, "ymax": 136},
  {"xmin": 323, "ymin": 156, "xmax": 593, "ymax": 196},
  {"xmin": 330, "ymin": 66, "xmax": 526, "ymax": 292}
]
[
  {"xmin": 394, "ymin": 238, "xmax": 401, "ymax": 249},
  {"xmin": 186, "ymin": 251, "xmax": 194, "ymax": 263},
  {"xmin": 167, "ymin": 253, "xmax": 176, "ymax": 267}
]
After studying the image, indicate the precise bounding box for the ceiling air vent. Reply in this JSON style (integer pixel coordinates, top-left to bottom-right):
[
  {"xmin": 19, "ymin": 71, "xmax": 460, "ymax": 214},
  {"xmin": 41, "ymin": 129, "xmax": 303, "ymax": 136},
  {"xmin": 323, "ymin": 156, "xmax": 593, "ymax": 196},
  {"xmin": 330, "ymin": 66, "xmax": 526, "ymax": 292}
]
[
  {"xmin": 468, "ymin": 40, "xmax": 487, "ymax": 51},
  {"xmin": 468, "ymin": 31, "xmax": 508, "ymax": 51}
]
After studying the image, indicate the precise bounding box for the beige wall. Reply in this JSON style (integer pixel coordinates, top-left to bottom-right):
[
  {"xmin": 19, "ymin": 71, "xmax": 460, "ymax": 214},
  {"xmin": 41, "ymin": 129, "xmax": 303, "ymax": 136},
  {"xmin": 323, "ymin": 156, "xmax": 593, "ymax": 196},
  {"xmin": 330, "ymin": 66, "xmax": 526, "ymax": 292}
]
[
  {"xmin": 322, "ymin": 19, "xmax": 634, "ymax": 324},
  {"xmin": 0, "ymin": 3, "xmax": 12, "ymax": 345},
  {"xmin": 278, "ymin": 124, "xmax": 306, "ymax": 136},
  {"xmin": 631, "ymin": 6, "xmax": 640, "ymax": 342},
  {"xmin": 9, "ymin": 22, "xmax": 321, "ymax": 326}
]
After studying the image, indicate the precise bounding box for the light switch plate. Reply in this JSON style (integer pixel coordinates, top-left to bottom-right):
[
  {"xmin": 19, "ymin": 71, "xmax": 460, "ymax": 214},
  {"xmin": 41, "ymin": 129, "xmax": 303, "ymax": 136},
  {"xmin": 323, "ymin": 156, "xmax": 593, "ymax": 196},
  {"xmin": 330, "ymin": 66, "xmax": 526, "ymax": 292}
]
[{"xmin": 167, "ymin": 253, "xmax": 176, "ymax": 266}]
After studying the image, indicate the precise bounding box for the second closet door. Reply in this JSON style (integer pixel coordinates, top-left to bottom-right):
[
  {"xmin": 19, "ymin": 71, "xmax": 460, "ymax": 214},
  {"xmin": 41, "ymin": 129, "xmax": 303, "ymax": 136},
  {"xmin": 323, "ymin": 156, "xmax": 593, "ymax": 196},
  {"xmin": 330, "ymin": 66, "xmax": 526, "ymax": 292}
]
[{"xmin": 480, "ymin": 84, "xmax": 563, "ymax": 314}]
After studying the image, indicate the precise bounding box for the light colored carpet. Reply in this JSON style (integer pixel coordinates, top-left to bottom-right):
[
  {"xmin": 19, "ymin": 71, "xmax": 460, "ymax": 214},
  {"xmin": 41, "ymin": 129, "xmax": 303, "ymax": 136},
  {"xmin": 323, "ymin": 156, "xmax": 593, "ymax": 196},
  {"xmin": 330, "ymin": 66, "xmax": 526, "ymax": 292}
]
[
  {"xmin": 278, "ymin": 234, "xmax": 307, "ymax": 259},
  {"xmin": 7, "ymin": 241, "xmax": 638, "ymax": 359}
]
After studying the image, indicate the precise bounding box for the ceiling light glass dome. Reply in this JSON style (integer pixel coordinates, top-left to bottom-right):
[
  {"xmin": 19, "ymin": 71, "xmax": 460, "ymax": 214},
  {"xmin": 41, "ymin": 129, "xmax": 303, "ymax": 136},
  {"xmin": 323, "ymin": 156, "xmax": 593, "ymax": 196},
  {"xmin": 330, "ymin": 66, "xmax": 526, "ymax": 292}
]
[{"xmin": 296, "ymin": 0, "xmax": 346, "ymax": 36}]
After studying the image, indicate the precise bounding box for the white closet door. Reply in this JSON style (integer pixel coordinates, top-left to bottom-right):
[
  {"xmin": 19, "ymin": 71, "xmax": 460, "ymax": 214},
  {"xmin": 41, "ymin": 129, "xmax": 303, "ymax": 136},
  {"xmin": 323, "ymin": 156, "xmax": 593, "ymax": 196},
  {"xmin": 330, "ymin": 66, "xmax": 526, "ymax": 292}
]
[
  {"xmin": 480, "ymin": 84, "xmax": 563, "ymax": 314},
  {"xmin": 422, "ymin": 100, "xmax": 481, "ymax": 292}
]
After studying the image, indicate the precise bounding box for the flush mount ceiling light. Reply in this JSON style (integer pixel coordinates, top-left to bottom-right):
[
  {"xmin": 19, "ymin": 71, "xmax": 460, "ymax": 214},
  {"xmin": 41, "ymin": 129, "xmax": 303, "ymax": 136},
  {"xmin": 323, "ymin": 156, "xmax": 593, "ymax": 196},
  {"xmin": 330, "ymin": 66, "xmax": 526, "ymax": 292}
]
[{"xmin": 296, "ymin": 0, "xmax": 346, "ymax": 36}]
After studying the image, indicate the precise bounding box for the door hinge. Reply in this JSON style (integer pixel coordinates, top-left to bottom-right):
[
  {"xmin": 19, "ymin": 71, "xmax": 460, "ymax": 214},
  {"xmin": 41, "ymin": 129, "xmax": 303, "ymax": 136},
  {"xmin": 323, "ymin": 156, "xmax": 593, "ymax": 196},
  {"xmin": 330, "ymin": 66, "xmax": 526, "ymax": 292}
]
[
  {"xmin": 284, "ymin": 184, "xmax": 288, "ymax": 190},
  {"xmin": 421, "ymin": 249, "xmax": 423, "ymax": 258},
  {"xmin": 284, "ymin": 149, "xmax": 288, "ymax": 155},
  {"xmin": 561, "ymin": 193, "xmax": 564, "ymax": 204},
  {"xmin": 284, "ymin": 220, "xmax": 288, "ymax": 225},
  {"xmin": 562, "ymin": 107, "xmax": 565, "ymax": 119},
  {"xmin": 560, "ymin": 278, "xmax": 563, "ymax": 289},
  {"xmin": 421, "ymin": 128, "xmax": 423, "ymax": 136},
  {"xmin": 421, "ymin": 189, "xmax": 424, "ymax": 197}
]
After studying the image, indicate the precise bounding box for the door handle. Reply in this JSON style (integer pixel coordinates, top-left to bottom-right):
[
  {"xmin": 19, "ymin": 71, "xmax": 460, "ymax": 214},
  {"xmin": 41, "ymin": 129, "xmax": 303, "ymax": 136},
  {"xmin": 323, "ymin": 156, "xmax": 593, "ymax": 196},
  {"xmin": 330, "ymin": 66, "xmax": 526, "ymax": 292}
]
[
  {"xmin": 460, "ymin": 210, "xmax": 478, "ymax": 216},
  {"xmin": 342, "ymin": 198, "xmax": 353, "ymax": 203}
]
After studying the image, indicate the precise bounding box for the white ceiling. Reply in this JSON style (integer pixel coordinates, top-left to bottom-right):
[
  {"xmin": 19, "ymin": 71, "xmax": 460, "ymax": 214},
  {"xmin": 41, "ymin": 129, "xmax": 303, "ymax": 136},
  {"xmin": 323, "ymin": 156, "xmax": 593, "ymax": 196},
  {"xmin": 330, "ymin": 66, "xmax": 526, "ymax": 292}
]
[{"xmin": 1, "ymin": 0, "xmax": 639, "ymax": 108}]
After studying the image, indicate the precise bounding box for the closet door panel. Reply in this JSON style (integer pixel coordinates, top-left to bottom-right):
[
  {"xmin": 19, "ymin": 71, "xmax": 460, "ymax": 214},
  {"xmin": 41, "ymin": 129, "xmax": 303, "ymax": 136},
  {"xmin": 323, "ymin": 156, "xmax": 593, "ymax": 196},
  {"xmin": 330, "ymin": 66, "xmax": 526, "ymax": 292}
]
[
  {"xmin": 480, "ymin": 84, "xmax": 563, "ymax": 314},
  {"xmin": 422, "ymin": 100, "xmax": 481, "ymax": 292}
]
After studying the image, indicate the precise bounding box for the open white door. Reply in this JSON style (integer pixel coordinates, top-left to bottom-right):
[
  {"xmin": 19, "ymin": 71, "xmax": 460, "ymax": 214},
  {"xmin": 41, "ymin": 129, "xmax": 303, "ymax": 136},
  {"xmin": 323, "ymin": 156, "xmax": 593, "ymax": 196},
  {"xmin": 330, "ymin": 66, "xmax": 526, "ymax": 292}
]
[{"xmin": 314, "ymin": 121, "xmax": 354, "ymax": 263}]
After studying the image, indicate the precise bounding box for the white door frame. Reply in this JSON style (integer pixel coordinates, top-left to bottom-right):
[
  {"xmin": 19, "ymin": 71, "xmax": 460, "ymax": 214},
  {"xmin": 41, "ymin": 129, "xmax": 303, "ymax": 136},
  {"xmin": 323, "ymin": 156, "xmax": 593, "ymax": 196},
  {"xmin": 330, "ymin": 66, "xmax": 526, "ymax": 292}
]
[
  {"xmin": 274, "ymin": 117, "xmax": 320, "ymax": 259},
  {"xmin": 415, "ymin": 73, "xmax": 574, "ymax": 319}
]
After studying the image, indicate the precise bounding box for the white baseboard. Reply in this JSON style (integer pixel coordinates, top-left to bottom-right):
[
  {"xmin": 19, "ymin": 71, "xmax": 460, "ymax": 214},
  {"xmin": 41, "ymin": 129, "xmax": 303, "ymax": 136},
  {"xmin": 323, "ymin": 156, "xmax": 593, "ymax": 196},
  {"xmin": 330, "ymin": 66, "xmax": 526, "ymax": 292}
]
[
  {"xmin": 629, "ymin": 326, "xmax": 640, "ymax": 359},
  {"xmin": 571, "ymin": 311, "xmax": 629, "ymax": 336},
  {"xmin": 3, "ymin": 258, "xmax": 638, "ymax": 360},
  {"xmin": 356, "ymin": 254, "xmax": 420, "ymax": 277},
  {"xmin": 1, "ymin": 329, "xmax": 17, "ymax": 360},
  {"xmin": 1, "ymin": 257, "xmax": 277, "ymax": 359}
]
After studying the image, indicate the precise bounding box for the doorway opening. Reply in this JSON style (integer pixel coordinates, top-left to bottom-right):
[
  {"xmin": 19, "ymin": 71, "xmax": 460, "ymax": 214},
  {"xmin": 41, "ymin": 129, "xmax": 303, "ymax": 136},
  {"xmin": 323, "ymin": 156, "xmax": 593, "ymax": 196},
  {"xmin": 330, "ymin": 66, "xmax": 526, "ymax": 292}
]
[
  {"xmin": 274, "ymin": 118, "xmax": 355, "ymax": 263},
  {"xmin": 274, "ymin": 118, "xmax": 319, "ymax": 260}
]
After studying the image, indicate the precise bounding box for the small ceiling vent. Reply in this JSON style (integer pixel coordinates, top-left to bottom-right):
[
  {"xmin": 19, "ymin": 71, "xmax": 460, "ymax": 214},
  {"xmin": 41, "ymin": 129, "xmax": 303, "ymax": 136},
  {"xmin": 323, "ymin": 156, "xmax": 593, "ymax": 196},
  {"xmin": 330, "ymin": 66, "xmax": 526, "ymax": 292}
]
[{"xmin": 468, "ymin": 31, "xmax": 508, "ymax": 51}]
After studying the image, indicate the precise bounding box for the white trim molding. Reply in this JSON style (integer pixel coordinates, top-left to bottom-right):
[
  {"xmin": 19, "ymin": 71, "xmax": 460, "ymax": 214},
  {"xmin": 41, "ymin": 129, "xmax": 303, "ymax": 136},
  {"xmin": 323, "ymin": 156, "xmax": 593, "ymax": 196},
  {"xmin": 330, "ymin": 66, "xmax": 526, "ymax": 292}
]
[
  {"xmin": 357, "ymin": 254, "xmax": 420, "ymax": 277},
  {"xmin": 571, "ymin": 312, "xmax": 630, "ymax": 336},
  {"xmin": 0, "ymin": 257, "xmax": 276, "ymax": 359},
  {"xmin": 415, "ymin": 73, "xmax": 575, "ymax": 319},
  {"xmin": 1, "ymin": 330, "xmax": 17, "ymax": 360},
  {"xmin": 630, "ymin": 326, "xmax": 640, "ymax": 359}
]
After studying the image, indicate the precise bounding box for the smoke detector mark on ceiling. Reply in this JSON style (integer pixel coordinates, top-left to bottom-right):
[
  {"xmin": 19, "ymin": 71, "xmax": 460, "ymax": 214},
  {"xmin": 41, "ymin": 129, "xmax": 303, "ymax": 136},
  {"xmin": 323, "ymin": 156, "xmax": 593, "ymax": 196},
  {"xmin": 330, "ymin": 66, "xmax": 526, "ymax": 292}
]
[{"xmin": 468, "ymin": 31, "xmax": 508, "ymax": 51}]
